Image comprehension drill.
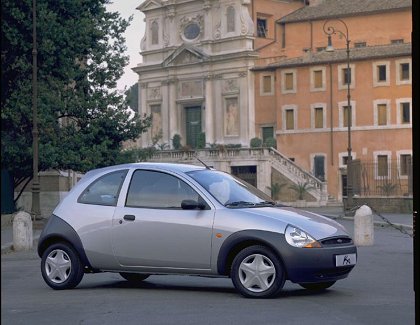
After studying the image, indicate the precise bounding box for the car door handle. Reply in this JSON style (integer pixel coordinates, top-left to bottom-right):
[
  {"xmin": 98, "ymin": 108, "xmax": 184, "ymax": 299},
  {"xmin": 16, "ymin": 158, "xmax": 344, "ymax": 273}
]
[{"xmin": 123, "ymin": 215, "xmax": 136, "ymax": 221}]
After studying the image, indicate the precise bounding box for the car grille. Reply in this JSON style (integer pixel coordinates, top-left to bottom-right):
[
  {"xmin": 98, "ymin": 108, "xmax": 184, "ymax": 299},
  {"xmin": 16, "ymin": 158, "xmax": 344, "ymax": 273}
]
[{"xmin": 321, "ymin": 236, "xmax": 353, "ymax": 246}]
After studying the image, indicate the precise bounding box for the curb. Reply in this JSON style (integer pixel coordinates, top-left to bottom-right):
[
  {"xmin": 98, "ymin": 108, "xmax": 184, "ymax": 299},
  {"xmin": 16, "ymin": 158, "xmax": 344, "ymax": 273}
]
[{"xmin": 1, "ymin": 237, "xmax": 40, "ymax": 255}]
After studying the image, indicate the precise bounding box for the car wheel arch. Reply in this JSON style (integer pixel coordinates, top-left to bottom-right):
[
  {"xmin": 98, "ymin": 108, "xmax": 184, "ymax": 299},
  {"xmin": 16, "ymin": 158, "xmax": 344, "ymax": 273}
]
[
  {"xmin": 37, "ymin": 215, "xmax": 95, "ymax": 272},
  {"xmin": 217, "ymin": 230, "xmax": 287, "ymax": 277}
]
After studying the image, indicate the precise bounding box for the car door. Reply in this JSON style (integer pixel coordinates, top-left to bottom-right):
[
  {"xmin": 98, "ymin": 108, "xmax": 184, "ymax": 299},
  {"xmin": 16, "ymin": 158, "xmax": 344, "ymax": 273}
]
[{"xmin": 112, "ymin": 169, "xmax": 215, "ymax": 270}]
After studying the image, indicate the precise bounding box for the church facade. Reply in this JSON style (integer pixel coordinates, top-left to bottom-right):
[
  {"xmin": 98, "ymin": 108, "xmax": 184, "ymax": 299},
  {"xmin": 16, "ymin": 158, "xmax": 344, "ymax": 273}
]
[{"xmin": 133, "ymin": 0, "xmax": 259, "ymax": 149}]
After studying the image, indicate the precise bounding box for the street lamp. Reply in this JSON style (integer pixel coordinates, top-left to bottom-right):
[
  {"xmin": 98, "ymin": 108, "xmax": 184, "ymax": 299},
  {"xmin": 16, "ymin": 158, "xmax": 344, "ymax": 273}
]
[
  {"xmin": 32, "ymin": 0, "xmax": 41, "ymax": 221},
  {"xmin": 323, "ymin": 18, "xmax": 353, "ymax": 208}
]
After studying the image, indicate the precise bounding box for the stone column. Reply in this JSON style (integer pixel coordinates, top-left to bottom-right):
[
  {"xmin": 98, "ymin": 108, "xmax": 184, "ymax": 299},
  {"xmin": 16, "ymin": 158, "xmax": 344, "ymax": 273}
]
[
  {"xmin": 139, "ymin": 82, "xmax": 148, "ymax": 148},
  {"xmin": 205, "ymin": 76, "xmax": 215, "ymax": 145},
  {"xmin": 168, "ymin": 79, "xmax": 177, "ymax": 145}
]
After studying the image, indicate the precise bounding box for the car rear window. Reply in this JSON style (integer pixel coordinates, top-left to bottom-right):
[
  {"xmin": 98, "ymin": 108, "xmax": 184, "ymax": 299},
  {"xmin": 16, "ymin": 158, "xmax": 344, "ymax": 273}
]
[{"xmin": 78, "ymin": 169, "xmax": 128, "ymax": 206}]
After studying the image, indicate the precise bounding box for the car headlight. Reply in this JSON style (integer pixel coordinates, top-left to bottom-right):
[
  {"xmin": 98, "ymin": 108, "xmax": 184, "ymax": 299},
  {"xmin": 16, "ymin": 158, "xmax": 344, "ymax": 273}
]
[{"xmin": 285, "ymin": 225, "xmax": 321, "ymax": 248}]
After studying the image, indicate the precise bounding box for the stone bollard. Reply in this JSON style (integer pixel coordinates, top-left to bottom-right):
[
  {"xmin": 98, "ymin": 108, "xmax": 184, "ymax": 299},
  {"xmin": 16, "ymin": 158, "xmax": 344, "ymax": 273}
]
[
  {"xmin": 354, "ymin": 205, "xmax": 374, "ymax": 246},
  {"xmin": 13, "ymin": 211, "xmax": 33, "ymax": 251}
]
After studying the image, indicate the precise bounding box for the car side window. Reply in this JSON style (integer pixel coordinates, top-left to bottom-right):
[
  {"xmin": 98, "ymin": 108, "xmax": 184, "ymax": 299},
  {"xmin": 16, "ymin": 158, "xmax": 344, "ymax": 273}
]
[
  {"xmin": 126, "ymin": 170, "xmax": 204, "ymax": 209},
  {"xmin": 78, "ymin": 170, "xmax": 128, "ymax": 206}
]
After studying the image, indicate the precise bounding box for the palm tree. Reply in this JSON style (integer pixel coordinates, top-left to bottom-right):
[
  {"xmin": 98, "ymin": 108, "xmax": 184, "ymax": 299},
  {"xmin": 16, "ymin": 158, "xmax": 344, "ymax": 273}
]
[
  {"xmin": 267, "ymin": 182, "xmax": 287, "ymax": 201},
  {"xmin": 289, "ymin": 181, "xmax": 314, "ymax": 200}
]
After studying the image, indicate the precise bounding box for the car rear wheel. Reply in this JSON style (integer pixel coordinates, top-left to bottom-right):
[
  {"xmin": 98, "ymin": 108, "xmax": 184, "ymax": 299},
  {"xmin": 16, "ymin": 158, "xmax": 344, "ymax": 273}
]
[
  {"xmin": 231, "ymin": 245, "xmax": 285, "ymax": 298},
  {"xmin": 299, "ymin": 281, "xmax": 336, "ymax": 291},
  {"xmin": 119, "ymin": 272, "xmax": 150, "ymax": 283},
  {"xmin": 41, "ymin": 242, "xmax": 84, "ymax": 290}
]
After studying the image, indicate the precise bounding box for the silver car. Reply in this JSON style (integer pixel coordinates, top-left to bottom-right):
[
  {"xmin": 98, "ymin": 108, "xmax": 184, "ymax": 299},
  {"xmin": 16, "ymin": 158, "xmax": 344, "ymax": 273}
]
[{"xmin": 38, "ymin": 162, "xmax": 357, "ymax": 298}]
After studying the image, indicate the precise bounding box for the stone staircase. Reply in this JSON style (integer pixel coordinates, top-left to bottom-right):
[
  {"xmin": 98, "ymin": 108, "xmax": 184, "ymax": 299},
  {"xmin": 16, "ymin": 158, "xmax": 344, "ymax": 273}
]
[
  {"xmin": 148, "ymin": 147, "xmax": 329, "ymax": 206},
  {"xmin": 267, "ymin": 148, "xmax": 328, "ymax": 205}
]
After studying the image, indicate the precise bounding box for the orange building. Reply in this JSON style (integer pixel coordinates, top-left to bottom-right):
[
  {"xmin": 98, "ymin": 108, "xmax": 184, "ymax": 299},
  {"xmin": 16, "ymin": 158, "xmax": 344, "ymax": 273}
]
[{"xmin": 253, "ymin": 0, "xmax": 412, "ymax": 200}]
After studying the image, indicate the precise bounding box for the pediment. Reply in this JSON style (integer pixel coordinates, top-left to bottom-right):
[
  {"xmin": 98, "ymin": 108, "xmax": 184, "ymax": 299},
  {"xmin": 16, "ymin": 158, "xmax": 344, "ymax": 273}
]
[
  {"xmin": 162, "ymin": 46, "xmax": 209, "ymax": 67},
  {"xmin": 137, "ymin": 0, "xmax": 163, "ymax": 12}
]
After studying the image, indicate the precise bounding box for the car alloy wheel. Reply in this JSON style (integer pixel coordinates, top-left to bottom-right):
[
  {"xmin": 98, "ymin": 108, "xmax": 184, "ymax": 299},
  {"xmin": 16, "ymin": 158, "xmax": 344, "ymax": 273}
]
[
  {"xmin": 231, "ymin": 245, "xmax": 285, "ymax": 298},
  {"xmin": 41, "ymin": 243, "xmax": 84, "ymax": 290}
]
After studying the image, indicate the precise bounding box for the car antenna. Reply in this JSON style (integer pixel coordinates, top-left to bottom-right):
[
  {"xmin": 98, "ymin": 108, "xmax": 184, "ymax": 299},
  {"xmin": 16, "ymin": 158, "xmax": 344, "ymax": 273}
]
[{"xmin": 195, "ymin": 155, "xmax": 212, "ymax": 170}]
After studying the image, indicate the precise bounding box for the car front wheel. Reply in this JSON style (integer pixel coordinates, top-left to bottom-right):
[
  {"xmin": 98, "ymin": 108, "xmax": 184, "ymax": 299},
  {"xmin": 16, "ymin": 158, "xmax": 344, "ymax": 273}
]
[
  {"xmin": 231, "ymin": 245, "xmax": 285, "ymax": 298},
  {"xmin": 41, "ymin": 242, "xmax": 84, "ymax": 290}
]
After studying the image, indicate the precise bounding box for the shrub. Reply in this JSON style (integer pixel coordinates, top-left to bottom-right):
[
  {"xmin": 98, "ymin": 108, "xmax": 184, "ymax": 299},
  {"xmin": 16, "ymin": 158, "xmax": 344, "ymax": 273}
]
[
  {"xmin": 264, "ymin": 137, "xmax": 277, "ymax": 149},
  {"xmin": 172, "ymin": 134, "xmax": 182, "ymax": 150},
  {"xmin": 197, "ymin": 132, "xmax": 206, "ymax": 149},
  {"xmin": 250, "ymin": 137, "xmax": 263, "ymax": 148}
]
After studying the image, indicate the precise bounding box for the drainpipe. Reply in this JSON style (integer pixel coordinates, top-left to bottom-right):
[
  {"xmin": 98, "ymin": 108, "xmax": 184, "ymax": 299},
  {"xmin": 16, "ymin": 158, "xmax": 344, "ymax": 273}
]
[{"xmin": 329, "ymin": 62, "xmax": 334, "ymax": 166}]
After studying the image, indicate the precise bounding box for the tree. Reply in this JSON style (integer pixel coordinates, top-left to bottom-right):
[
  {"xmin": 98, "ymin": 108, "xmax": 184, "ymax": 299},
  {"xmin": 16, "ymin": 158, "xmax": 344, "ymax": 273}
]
[
  {"xmin": 1, "ymin": 0, "xmax": 151, "ymax": 203},
  {"xmin": 125, "ymin": 82, "xmax": 139, "ymax": 112},
  {"xmin": 289, "ymin": 181, "xmax": 314, "ymax": 201}
]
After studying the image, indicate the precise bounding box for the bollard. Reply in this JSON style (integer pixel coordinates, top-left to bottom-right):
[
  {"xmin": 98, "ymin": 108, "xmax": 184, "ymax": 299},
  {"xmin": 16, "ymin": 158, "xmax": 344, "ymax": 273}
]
[
  {"xmin": 354, "ymin": 205, "xmax": 374, "ymax": 246},
  {"xmin": 13, "ymin": 211, "xmax": 33, "ymax": 251}
]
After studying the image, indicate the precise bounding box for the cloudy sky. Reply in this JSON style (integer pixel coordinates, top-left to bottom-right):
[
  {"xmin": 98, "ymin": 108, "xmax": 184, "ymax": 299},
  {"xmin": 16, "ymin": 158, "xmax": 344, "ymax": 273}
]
[{"xmin": 106, "ymin": 1, "xmax": 146, "ymax": 91}]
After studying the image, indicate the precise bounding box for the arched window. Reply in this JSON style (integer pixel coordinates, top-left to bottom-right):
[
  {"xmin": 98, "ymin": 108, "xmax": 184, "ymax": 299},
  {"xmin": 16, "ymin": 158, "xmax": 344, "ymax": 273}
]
[
  {"xmin": 151, "ymin": 21, "xmax": 159, "ymax": 45},
  {"xmin": 227, "ymin": 6, "xmax": 235, "ymax": 33}
]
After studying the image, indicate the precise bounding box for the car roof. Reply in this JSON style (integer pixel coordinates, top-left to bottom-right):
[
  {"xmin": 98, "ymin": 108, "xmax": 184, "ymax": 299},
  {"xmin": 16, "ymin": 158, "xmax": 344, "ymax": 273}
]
[{"xmin": 81, "ymin": 162, "xmax": 207, "ymax": 183}]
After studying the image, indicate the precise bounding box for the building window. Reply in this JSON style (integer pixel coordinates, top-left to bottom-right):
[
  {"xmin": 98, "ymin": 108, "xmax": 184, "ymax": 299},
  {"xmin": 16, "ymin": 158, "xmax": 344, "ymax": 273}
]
[
  {"xmin": 399, "ymin": 154, "xmax": 411, "ymax": 177},
  {"xmin": 226, "ymin": 6, "xmax": 235, "ymax": 33},
  {"xmin": 286, "ymin": 110, "xmax": 294, "ymax": 130},
  {"xmin": 310, "ymin": 67, "xmax": 326, "ymax": 91},
  {"xmin": 391, "ymin": 39, "xmax": 404, "ymax": 44},
  {"xmin": 339, "ymin": 101, "xmax": 356, "ymax": 128},
  {"xmin": 377, "ymin": 155, "xmax": 389, "ymax": 177},
  {"xmin": 377, "ymin": 104, "xmax": 387, "ymax": 125},
  {"xmin": 151, "ymin": 20, "xmax": 159, "ymax": 45},
  {"xmin": 374, "ymin": 151, "xmax": 391, "ymax": 179},
  {"xmin": 401, "ymin": 103, "xmax": 410, "ymax": 123},
  {"xmin": 339, "ymin": 152, "xmax": 356, "ymax": 168},
  {"xmin": 373, "ymin": 100, "xmax": 390, "ymax": 126},
  {"xmin": 400, "ymin": 64, "xmax": 410, "ymax": 80},
  {"xmin": 396, "ymin": 98, "xmax": 412, "ymax": 125},
  {"xmin": 343, "ymin": 68, "xmax": 351, "ymax": 85},
  {"xmin": 338, "ymin": 64, "xmax": 355, "ymax": 90},
  {"xmin": 311, "ymin": 103, "xmax": 326, "ymax": 129},
  {"xmin": 314, "ymin": 107, "xmax": 324, "ymax": 128},
  {"xmin": 373, "ymin": 62, "xmax": 390, "ymax": 87},
  {"xmin": 343, "ymin": 106, "xmax": 352, "ymax": 127},
  {"xmin": 283, "ymin": 106, "xmax": 297, "ymax": 131},
  {"xmin": 313, "ymin": 155, "xmax": 326, "ymax": 181},
  {"xmin": 396, "ymin": 59, "xmax": 411, "ymax": 85},
  {"xmin": 378, "ymin": 65, "xmax": 386, "ymax": 81},
  {"xmin": 354, "ymin": 42, "xmax": 366, "ymax": 48},
  {"xmin": 257, "ymin": 18, "xmax": 267, "ymax": 38},
  {"xmin": 260, "ymin": 74, "xmax": 274, "ymax": 95},
  {"xmin": 281, "ymin": 70, "xmax": 296, "ymax": 94}
]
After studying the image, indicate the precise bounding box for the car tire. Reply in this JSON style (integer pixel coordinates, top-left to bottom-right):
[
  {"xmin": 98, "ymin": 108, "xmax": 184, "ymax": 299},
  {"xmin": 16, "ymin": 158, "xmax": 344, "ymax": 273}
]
[
  {"xmin": 231, "ymin": 245, "xmax": 285, "ymax": 298},
  {"xmin": 299, "ymin": 281, "xmax": 336, "ymax": 291},
  {"xmin": 41, "ymin": 242, "xmax": 84, "ymax": 290},
  {"xmin": 119, "ymin": 272, "xmax": 150, "ymax": 283}
]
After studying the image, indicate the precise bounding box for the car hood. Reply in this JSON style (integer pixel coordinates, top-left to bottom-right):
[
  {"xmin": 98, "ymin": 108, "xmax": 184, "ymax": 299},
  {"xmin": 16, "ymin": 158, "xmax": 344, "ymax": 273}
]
[{"xmin": 244, "ymin": 206, "xmax": 350, "ymax": 240}]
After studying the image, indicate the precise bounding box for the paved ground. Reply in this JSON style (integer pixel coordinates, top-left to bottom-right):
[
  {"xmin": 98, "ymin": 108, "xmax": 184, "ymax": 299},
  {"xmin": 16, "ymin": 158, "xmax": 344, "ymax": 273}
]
[{"xmin": 1, "ymin": 219, "xmax": 414, "ymax": 325}]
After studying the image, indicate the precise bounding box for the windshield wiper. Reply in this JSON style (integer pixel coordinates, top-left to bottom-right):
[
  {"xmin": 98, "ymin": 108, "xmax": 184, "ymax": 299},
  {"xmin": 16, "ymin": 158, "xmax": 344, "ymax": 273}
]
[
  {"xmin": 225, "ymin": 201, "xmax": 256, "ymax": 207},
  {"xmin": 255, "ymin": 201, "xmax": 276, "ymax": 206}
]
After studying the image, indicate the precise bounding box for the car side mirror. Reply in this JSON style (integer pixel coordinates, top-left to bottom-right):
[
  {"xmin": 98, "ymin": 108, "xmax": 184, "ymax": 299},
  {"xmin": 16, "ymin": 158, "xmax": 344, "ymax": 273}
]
[{"xmin": 181, "ymin": 199, "xmax": 206, "ymax": 210}]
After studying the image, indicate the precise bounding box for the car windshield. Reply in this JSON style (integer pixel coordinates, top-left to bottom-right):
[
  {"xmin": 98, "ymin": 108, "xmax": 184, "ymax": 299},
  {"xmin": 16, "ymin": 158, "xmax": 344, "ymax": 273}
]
[{"xmin": 187, "ymin": 170, "xmax": 275, "ymax": 208}]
